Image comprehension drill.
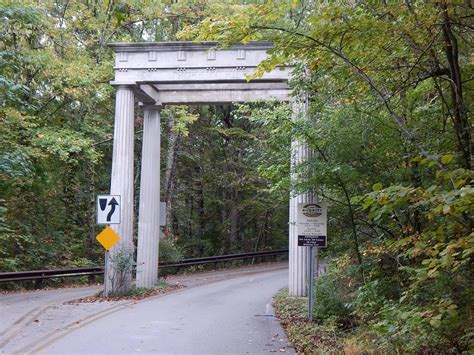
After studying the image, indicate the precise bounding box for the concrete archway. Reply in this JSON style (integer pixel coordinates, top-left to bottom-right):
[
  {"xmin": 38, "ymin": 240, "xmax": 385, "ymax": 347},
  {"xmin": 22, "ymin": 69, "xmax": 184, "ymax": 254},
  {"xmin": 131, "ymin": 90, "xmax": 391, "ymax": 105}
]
[{"xmin": 107, "ymin": 42, "xmax": 312, "ymax": 297}]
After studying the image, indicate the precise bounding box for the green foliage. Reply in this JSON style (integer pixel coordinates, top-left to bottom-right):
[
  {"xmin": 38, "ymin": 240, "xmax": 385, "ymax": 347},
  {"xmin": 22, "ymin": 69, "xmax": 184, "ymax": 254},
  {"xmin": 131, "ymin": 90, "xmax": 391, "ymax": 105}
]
[
  {"xmin": 1, "ymin": 1, "xmax": 472, "ymax": 351},
  {"xmin": 0, "ymin": 149, "xmax": 33, "ymax": 179},
  {"xmin": 181, "ymin": 0, "xmax": 473, "ymax": 352},
  {"xmin": 0, "ymin": 0, "xmax": 294, "ymax": 275},
  {"xmin": 353, "ymin": 166, "xmax": 473, "ymax": 351},
  {"xmin": 358, "ymin": 167, "xmax": 473, "ymax": 281},
  {"xmin": 32, "ymin": 128, "xmax": 100, "ymax": 165},
  {"xmin": 107, "ymin": 246, "xmax": 134, "ymax": 294},
  {"xmin": 0, "ymin": 201, "xmax": 17, "ymax": 271},
  {"xmin": 0, "ymin": 1, "xmax": 219, "ymax": 273},
  {"xmin": 313, "ymin": 257, "xmax": 354, "ymax": 328},
  {"xmin": 370, "ymin": 292, "xmax": 465, "ymax": 352},
  {"xmin": 162, "ymin": 106, "xmax": 199, "ymax": 137},
  {"xmin": 167, "ymin": 103, "xmax": 291, "ymax": 256},
  {"xmin": 159, "ymin": 236, "xmax": 183, "ymax": 263}
]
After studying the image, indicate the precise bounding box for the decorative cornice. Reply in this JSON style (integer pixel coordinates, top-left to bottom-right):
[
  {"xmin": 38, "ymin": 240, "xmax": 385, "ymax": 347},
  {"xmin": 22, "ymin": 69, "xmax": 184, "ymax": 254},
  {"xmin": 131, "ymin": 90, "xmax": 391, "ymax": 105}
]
[{"xmin": 108, "ymin": 41, "xmax": 274, "ymax": 52}]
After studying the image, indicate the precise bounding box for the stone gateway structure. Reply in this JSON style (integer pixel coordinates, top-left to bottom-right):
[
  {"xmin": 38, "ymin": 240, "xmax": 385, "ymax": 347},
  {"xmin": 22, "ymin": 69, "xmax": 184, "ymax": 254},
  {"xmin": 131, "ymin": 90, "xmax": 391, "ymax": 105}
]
[{"xmin": 107, "ymin": 41, "xmax": 313, "ymax": 297}]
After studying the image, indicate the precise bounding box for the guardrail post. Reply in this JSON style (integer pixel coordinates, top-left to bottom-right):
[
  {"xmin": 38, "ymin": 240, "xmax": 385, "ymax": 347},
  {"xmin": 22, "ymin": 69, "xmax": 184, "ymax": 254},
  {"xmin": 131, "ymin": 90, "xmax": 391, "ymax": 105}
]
[{"xmin": 34, "ymin": 278, "xmax": 43, "ymax": 289}]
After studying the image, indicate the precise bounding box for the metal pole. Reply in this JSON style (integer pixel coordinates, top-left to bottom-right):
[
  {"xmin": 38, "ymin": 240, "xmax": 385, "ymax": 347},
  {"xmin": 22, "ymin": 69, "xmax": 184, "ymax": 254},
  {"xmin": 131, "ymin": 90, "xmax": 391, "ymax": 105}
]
[
  {"xmin": 315, "ymin": 246, "xmax": 319, "ymax": 277},
  {"xmin": 104, "ymin": 250, "xmax": 111, "ymax": 296},
  {"xmin": 314, "ymin": 246, "xmax": 318, "ymax": 319},
  {"xmin": 308, "ymin": 246, "xmax": 314, "ymax": 321}
]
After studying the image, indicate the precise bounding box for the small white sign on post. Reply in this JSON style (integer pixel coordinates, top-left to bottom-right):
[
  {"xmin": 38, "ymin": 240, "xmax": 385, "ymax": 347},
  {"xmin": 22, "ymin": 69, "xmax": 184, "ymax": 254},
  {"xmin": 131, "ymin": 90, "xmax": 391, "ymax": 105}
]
[
  {"xmin": 97, "ymin": 195, "xmax": 121, "ymax": 225},
  {"xmin": 297, "ymin": 203, "xmax": 327, "ymax": 246},
  {"xmin": 297, "ymin": 202, "xmax": 328, "ymax": 321}
]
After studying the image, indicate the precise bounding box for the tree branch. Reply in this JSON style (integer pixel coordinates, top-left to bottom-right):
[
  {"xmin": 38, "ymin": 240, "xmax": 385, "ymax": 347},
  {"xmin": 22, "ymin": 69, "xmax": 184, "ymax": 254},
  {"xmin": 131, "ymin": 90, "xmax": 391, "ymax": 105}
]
[{"xmin": 252, "ymin": 25, "xmax": 438, "ymax": 165}]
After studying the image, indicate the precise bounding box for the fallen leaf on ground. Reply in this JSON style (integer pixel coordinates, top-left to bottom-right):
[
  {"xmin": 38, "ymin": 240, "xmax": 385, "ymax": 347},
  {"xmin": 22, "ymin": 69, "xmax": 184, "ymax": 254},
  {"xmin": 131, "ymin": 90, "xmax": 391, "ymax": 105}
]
[{"xmin": 64, "ymin": 284, "xmax": 184, "ymax": 304}]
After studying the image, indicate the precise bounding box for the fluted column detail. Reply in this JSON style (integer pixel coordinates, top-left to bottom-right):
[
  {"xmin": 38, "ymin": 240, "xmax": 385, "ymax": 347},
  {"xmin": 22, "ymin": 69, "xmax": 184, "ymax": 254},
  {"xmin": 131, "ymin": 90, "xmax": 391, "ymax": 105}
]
[
  {"xmin": 105, "ymin": 86, "xmax": 135, "ymax": 296},
  {"xmin": 136, "ymin": 106, "xmax": 161, "ymax": 288},
  {"xmin": 289, "ymin": 98, "xmax": 313, "ymax": 297}
]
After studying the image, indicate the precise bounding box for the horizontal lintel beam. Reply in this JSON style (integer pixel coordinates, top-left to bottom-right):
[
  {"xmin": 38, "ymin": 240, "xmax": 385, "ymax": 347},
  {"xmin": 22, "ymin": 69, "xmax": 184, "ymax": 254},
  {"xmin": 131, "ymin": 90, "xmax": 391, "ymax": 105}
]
[{"xmin": 138, "ymin": 84, "xmax": 291, "ymax": 104}]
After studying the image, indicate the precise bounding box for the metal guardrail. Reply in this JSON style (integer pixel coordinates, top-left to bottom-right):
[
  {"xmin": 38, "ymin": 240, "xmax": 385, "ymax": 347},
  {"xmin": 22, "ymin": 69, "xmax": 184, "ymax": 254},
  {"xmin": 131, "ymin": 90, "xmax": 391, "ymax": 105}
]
[
  {"xmin": 0, "ymin": 267, "xmax": 105, "ymax": 283},
  {"xmin": 0, "ymin": 249, "xmax": 288, "ymax": 283}
]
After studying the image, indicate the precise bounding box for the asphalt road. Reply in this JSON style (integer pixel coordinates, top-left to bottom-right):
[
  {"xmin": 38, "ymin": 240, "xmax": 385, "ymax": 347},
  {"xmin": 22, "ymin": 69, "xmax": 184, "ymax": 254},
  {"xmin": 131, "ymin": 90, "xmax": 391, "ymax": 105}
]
[
  {"xmin": 1, "ymin": 264, "xmax": 294, "ymax": 354},
  {"xmin": 0, "ymin": 286, "xmax": 102, "ymax": 334},
  {"xmin": 39, "ymin": 268, "xmax": 293, "ymax": 354}
]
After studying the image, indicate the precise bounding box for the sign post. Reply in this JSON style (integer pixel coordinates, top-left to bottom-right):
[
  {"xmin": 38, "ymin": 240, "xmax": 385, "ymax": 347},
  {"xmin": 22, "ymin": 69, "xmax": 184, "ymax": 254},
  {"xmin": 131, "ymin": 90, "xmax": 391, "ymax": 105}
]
[
  {"xmin": 307, "ymin": 246, "xmax": 314, "ymax": 321},
  {"xmin": 297, "ymin": 202, "xmax": 327, "ymax": 321},
  {"xmin": 96, "ymin": 195, "xmax": 122, "ymax": 296},
  {"xmin": 104, "ymin": 250, "xmax": 110, "ymax": 296}
]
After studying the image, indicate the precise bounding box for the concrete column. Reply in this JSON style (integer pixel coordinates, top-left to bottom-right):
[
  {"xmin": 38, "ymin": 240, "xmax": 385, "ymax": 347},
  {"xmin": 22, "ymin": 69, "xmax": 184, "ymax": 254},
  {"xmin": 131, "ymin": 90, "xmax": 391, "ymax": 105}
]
[
  {"xmin": 289, "ymin": 98, "xmax": 313, "ymax": 297},
  {"xmin": 105, "ymin": 85, "xmax": 135, "ymax": 296},
  {"xmin": 136, "ymin": 106, "xmax": 161, "ymax": 288}
]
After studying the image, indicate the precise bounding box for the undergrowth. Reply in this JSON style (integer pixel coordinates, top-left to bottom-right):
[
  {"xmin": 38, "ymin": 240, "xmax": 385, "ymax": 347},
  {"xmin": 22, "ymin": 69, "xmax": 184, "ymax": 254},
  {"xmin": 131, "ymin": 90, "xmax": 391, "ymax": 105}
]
[{"xmin": 273, "ymin": 290, "xmax": 343, "ymax": 353}]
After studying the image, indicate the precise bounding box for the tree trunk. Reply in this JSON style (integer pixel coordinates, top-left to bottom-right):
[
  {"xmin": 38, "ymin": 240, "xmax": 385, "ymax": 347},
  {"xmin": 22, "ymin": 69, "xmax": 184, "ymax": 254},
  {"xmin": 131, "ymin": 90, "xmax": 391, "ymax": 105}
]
[
  {"xmin": 229, "ymin": 188, "xmax": 239, "ymax": 251},
  {"xmin": 439, "ymin": 1, "xmax": 472, "ymax": 169},
  {"xmin": 196, "ymin": 166, "xmax": 205, "ymax": 238},
  {"xmin": 263, "ymin": 210, "xmax": 271, "ymax": 248},
  {"xmin": 86, "ymin": 161, "xmax": 96, "ymax": 254},
  {"xmin": 163, "ymin": 113, "xmax": 180, "ymax": 236}
]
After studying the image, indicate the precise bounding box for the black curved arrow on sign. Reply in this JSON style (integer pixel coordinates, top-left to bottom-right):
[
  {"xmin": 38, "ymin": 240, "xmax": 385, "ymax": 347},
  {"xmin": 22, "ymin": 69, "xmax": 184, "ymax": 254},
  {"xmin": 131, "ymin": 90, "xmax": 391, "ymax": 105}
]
[{"xmin": 107, "ymin": 198, "xmax": 119, "ymax": 222}]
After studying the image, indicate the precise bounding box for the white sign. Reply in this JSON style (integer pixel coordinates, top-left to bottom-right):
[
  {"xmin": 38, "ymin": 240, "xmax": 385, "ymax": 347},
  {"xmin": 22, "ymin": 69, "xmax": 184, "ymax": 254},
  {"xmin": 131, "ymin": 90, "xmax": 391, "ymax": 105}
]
[
  {"xmin": 297, "ymin": 202, "xmax": 327, "ymax": 238},
  {"xmin": 97, "ymin": 195, "xmax": 121, "ymax": 225},
  {"xmin": 160, "ymin": 202, "xmax": 166, "ymax": 227}
]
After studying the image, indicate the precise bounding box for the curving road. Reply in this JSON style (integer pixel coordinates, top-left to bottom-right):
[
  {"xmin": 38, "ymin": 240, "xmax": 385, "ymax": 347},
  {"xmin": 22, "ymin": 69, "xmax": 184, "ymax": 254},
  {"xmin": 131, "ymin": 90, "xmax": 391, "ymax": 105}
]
[{"xmin": 1, "ymin": 263, "xmax": 295, "ymax": 354}]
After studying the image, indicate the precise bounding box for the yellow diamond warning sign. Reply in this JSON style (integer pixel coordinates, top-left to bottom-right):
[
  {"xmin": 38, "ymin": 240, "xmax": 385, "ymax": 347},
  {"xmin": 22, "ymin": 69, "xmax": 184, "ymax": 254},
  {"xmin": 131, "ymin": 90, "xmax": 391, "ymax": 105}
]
[{"xmin": 96, "ymin": 227, "xmax": 120, "ymax": 250}]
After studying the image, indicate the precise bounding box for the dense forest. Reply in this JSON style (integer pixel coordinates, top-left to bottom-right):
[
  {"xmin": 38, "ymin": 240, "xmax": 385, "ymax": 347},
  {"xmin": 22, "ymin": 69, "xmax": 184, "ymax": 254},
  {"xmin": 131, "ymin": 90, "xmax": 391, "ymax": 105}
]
[
  {"xmin": 0, "ymin": 1, "xmax": 291, "ymax": 272},
  {"xmin": 1, "ymin": 1, "xmax": 472, "ymax": 352}
]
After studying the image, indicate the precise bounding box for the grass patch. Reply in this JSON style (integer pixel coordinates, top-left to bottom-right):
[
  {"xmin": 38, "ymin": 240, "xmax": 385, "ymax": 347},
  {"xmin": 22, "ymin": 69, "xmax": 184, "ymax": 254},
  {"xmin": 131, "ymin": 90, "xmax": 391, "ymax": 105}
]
[{"xmin": 65, "ymin": 281, "xmax": 184, "ymax": 303}]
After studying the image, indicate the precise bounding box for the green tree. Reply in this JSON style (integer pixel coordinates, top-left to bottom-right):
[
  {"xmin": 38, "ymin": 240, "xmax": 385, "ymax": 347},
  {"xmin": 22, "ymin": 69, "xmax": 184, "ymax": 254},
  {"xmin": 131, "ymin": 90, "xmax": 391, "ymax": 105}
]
[{"xmin": 180, "ymin": 1, "xmax": 473, "ymax": 351}]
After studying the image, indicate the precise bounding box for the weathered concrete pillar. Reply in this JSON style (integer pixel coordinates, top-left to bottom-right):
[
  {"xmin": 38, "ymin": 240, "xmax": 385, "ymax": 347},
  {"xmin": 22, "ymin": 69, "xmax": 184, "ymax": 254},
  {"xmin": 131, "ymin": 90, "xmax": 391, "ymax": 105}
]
[
  {"xmin": 105, "ymin": 85, "xmax": 135, "ymax": 296},
  {"xmin": 289, "ymin": 98, "xmax": 313, "ymax": 297},
  {"xmin": 136, "ymin": 106, "xmax": 161, "ymax": 288}
]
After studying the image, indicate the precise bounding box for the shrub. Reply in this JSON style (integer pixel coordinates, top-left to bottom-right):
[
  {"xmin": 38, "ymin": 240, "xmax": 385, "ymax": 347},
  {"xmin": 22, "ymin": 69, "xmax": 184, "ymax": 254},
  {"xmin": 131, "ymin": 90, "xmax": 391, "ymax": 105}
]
[
  {"xmin": 159, "ymin": 236, "xmax": 183, "ymax": 263},
  {"xmin": 313, "ymin": 256, "xmax": 355, "ymax": 328},
  {"xmin": 351, "ymin": 167, "xmax": 474, "ymax": 352}
]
